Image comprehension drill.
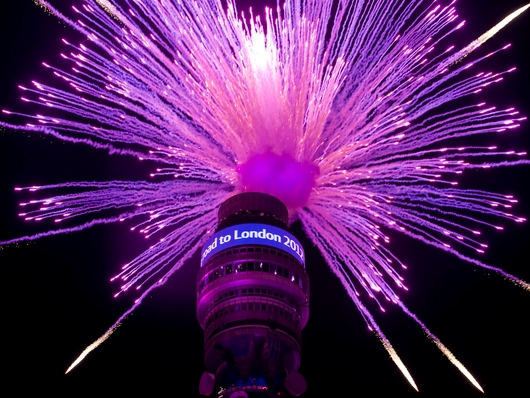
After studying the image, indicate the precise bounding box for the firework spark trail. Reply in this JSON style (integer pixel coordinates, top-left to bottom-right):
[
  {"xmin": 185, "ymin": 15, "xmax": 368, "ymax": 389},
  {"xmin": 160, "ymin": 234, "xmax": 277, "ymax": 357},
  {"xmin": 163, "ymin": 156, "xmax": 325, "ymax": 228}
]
[
  {"xmin": 397, "ymin": 302, "xmax": 484, "ymax": 393},
  {"xmin": 300, "ymin": 210, "xmax": 418, "ymax": 390},
  {"xmin": 1, "ymin": 0, "xmax": 529, "ymax": 388},
  {"xmin": 66, "ymin": 215, "xmax": 214, "ymax": 374},
  {"xmin": 300, "ymin": 196, "xmax": 486, "ymax": 390},
  {"xmin": 449, "ymin": 3, "xmax": 530, "ymax": 65},
  {"xmin": 65, "ymin": 320, "xmax": 118, "ymax": 375}
]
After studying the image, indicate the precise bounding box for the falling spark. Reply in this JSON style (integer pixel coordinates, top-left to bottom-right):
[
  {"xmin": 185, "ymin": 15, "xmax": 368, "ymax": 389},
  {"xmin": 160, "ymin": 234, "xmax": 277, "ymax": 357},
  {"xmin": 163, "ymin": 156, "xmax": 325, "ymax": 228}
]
[
  {"xmin": 65, "ymin": 325, "xmax": 117, "ymax": 374},
  {"xmin": 430, "ymin": 338, "xmax": 484, "ymax": 393},
  {"xmin": 399, "ymin": 303, "xmax": 484, "ymax": 392},
  {"xmin": 379, "ymin": 335, "xmax": 419, "ymax": 392},
  {"xmin": 450, "ymin": 3, "xmax": 530, "ymax": 64}
]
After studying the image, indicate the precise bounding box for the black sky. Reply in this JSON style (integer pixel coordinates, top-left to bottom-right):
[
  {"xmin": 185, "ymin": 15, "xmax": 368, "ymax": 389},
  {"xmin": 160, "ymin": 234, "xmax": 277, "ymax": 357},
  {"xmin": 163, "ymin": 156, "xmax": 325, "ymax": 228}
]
[{"xmin": 0, "ymin": 0, "xmax": 529, "ymax": 396}]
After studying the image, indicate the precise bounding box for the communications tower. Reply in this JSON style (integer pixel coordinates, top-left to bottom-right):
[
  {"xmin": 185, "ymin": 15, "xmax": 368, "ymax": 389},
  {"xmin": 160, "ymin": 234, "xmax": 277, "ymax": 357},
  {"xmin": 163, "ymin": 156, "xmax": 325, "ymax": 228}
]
[{"xmin": 197, "ymin": 192, "xmax": 310, "ymax": 397}]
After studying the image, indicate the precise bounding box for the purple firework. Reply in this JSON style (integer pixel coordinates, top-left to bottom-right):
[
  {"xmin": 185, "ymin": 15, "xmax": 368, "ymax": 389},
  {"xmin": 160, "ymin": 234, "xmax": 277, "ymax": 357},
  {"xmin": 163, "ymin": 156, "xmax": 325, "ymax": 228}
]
[{"xmin": 1, "ymin": 0, "xmax": 529, "ymax": 391}]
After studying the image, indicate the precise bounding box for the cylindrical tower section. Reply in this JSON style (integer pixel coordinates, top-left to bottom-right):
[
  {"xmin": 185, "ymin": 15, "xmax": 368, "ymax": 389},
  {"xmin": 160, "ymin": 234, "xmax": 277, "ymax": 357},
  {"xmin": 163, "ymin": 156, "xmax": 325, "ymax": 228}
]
[{"xmin": 197, "ymin": 193, "xmax": 309, "ymax": 397}]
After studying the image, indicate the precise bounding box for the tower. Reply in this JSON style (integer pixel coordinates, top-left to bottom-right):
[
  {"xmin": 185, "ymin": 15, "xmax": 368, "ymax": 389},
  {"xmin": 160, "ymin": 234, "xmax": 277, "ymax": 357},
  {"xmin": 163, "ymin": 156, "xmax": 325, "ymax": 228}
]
[{"xmin": 197, "ymin": 192, "xmax": 310, "ymax": 397}]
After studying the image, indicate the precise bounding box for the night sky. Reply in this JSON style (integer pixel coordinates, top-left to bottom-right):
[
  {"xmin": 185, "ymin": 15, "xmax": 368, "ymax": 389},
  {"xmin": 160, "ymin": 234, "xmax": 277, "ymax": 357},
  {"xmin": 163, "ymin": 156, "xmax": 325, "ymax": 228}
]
[{"xmin": 1, "ymin": 0, "xmax": 529, "ymax": 396}]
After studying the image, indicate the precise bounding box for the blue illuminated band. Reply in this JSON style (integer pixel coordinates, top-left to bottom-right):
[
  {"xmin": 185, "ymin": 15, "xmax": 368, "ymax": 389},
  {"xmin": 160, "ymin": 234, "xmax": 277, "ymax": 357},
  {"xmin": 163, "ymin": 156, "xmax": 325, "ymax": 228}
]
[{"xmin": 201, "ymin": 223, "xmax": 305, "ymax": 267}]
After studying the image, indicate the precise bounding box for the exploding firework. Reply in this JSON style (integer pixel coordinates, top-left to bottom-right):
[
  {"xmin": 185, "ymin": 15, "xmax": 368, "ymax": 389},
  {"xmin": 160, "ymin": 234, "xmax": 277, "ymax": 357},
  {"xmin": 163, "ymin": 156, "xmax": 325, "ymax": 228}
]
[{"xmin": 0, "ymin": 0, "xmax": 529, "ymax": 394}]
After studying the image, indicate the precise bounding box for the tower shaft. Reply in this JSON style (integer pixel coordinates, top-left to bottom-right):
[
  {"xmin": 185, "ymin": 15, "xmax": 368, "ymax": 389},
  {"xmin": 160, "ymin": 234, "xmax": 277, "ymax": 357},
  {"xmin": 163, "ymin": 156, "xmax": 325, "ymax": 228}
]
[{"xmin": 197, "ymin": 193, "xmax": 309, "ymax": 397}]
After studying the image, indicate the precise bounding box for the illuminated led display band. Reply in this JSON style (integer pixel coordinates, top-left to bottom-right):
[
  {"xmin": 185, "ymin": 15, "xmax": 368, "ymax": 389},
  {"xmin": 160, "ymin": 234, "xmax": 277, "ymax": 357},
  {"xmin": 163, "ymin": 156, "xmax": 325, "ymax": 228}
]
[{"xmin": 201, "ymin": 223, "xmax": 305, "ymax": 267}]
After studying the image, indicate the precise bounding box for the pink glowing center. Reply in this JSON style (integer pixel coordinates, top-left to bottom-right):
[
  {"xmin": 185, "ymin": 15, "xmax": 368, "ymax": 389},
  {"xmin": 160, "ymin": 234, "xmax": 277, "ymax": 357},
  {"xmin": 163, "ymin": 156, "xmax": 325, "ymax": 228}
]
[{"xmin": 237, "ymin": 152, "xmax": 319, "ymax": 209}]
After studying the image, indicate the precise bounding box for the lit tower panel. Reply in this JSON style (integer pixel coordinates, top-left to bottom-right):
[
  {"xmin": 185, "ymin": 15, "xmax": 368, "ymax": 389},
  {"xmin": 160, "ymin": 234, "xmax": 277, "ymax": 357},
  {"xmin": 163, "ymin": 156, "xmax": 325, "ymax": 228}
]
[{"xmin": 197, "ymin": 193, "xmax": 309, "ymax": 397}]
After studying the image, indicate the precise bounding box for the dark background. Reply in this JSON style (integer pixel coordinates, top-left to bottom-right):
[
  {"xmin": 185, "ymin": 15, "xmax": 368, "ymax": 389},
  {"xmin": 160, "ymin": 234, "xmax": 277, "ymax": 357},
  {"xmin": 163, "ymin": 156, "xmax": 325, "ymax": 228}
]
[{"xmin": 0, "ymin": 0, "xmax": 529, "ymax": 396}]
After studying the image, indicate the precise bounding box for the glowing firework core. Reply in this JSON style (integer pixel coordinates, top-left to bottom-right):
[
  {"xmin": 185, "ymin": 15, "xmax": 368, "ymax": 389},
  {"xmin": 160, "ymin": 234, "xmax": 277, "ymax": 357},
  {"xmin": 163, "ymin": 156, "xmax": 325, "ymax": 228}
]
[{"xmin": 238, "ymin": 152, "xmax": 319, "ymax": 209}]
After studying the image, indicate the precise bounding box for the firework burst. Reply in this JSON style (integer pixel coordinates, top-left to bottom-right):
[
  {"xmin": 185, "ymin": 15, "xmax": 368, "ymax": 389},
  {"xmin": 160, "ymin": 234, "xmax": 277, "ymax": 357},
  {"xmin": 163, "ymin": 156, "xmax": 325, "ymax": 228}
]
[{"xmin": 1, "ymin": 0, "xmax": 529, "ymax": 392}]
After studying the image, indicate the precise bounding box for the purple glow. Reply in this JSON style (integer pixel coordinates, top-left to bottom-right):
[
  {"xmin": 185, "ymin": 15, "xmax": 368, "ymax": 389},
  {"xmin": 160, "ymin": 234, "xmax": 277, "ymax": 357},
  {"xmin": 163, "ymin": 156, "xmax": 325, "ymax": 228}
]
[
  {"xmin": 0, "ymin": 0, "xmax": 529, "ymax": 388},
  {"xmin": 238, "ymin": 152, "xmax": 319, "ymax": 208}
]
